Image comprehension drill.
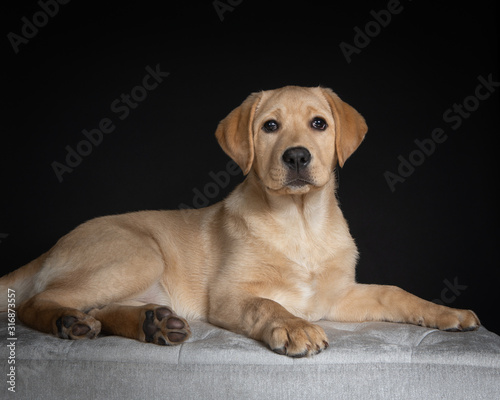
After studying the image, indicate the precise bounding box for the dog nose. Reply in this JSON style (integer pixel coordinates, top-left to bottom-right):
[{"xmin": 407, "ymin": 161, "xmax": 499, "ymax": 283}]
[{"xmin": 282, "ymin": 147, "xmax": 311, "ymax": 170}]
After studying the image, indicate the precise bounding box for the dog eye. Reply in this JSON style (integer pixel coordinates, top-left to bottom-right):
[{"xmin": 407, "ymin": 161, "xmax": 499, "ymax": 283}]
[
  {"xmin": 311, "ymin": 117, "xmax": 327, "ymax": 131},
  {"xmin": 262, "ymin": 120, "xmax": 280, "ymax": 133}
]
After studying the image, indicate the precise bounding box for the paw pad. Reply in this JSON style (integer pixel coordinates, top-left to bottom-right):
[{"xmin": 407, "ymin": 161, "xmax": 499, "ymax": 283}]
[
  {"xmin": 142, "ymin": 306, "xmax": 190, "ymax": 345},
  {"xmin": 56, "ymin": 313, "xmax": 101, "ymax": 340}
]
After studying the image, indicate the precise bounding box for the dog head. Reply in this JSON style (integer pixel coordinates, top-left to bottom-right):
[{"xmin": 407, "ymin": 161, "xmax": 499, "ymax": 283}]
[{"xmin": 215, "ymin": 86, "xmax": 367, "ymax": 195}]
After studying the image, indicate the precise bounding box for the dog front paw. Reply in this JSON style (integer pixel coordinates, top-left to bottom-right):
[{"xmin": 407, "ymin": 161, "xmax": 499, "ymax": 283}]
[
  {"xmin": 440, "ymin": 309, "xmax": 480, "ymax": 332},
  {"xmin": 419, "ymin": 307, "xmax": 480, "ymax": 332},
  {"xmin": 268, "ymin": 318, "xmax": 329, "ymax": 357}
]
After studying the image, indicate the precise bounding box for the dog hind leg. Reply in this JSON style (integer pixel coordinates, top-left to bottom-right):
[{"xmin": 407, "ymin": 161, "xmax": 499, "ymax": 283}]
[
  {"xmin": 18, "ymin": 290, "xmax": 102, "ymax": 339},
  {"xmin": 89, "ymin": 303, "xmax": 191, "ymax": 345}
]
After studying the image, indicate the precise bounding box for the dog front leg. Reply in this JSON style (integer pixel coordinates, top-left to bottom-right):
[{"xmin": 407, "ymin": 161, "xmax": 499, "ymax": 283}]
[
  {"xmin": 209, "ymin": 295, "xmax": 329, "ymax": 357},
  {"xmin": 330, "ymin": 284, "xmax": 480, "ymax": 331},
  {"xmin": 89, "ymin": 303, "xmax": 191, "ymax": 345}
]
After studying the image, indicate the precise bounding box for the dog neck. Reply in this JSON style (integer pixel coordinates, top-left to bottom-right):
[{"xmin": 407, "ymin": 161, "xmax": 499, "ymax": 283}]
[
  {"xmin": 226, "ymin": 171, "xmax": 342, "ymax": 233},
  {"xmin": 222, "ymin": 170, "xmax": 353, "ymax": 272}
]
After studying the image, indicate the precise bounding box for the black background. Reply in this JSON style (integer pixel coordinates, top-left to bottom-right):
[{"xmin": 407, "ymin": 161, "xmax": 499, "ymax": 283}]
[{"xmin": 2, "ymin": 1, "xmax": 498, "ymax": 334}]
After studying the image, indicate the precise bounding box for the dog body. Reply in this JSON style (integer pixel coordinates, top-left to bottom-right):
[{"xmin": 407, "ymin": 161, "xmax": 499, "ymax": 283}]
[{"xmin": 0, "ymin": 86, "xmax": 479, "ymax": 357}]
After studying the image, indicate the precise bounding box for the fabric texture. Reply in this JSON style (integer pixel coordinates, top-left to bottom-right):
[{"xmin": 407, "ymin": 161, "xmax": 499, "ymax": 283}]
[{"xmin": 1, "ymin": 313, "xmax": 499, "ymax": 399}]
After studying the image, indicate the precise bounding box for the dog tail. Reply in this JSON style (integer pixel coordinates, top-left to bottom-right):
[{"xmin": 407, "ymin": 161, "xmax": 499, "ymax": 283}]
[{"xmin": 0, "ymin": 254, "xmax": 46, "ymax": 312}]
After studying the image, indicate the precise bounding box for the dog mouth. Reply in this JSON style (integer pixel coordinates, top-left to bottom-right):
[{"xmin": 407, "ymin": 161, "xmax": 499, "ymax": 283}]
[
  {"xmin": 265, "ymin": 166, "xmax": 316, "ymax": 192},
  {"xmin": 284, "ymin": 168, "xmax": 315, "ymax": 188},
  {"xmin": 285, "ymin": 178, "xmax": 313, "ymax": 188}
]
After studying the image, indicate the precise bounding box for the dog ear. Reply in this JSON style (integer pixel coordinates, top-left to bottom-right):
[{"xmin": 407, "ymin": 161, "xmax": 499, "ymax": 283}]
[
  {"xmin": 215, "ymin": 92, "xmax": 262, "ymax": 175},
  {"xmin": 320, "ymin": 88, "xmax": 368, "ymax": 167}
]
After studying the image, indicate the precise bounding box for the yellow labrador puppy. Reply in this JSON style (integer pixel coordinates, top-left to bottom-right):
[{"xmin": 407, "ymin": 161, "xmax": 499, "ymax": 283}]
[{"xmin": 0, "ymin": 86, "xmax": 479, "ymax": 357}]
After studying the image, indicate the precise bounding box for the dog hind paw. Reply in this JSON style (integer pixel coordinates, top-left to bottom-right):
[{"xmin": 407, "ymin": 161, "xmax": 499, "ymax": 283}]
[
  {"xmin": 55, "ymin": 312, "xmax": 101, "ymax": 340},
  {"xmin": 142, "ymin": 306, "xmax": 191, "ymax": 345}
]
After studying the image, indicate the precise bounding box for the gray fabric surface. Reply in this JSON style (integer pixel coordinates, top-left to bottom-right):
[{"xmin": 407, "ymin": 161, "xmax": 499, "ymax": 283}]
[{"xmin": 1, "ymin": 312, "xmax": 499, "ymax": 399}]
